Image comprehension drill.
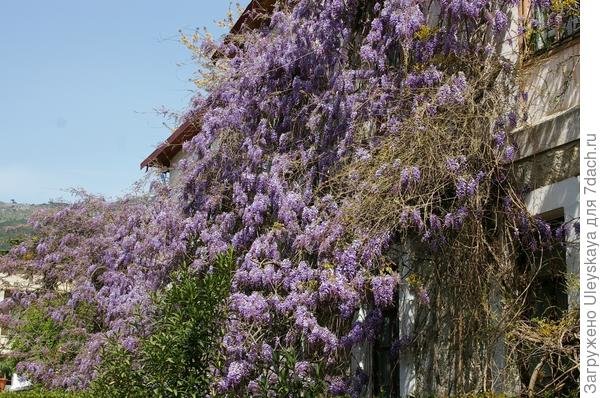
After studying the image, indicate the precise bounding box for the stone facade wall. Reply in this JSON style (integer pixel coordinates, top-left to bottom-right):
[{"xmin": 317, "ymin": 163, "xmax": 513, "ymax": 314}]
[{"xmin": 514, "ymin": 140, "xmax": 579, "ymax": 191}]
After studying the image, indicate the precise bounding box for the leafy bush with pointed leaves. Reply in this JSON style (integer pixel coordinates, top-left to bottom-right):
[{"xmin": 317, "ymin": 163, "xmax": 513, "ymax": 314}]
[{"xmin": 90, "ymin": 250, "xmax": 235, "ymax": 397}]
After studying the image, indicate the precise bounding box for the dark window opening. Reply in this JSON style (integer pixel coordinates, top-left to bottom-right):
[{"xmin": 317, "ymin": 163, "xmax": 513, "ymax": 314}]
[
  {"xmin": 372, "ymin": 303, "xmax": 399, "ymax": 397},
  {"xmin": 515, "ymin": 209, "xmax": 573, "ymax": 392},
  {"xmin": 521, "ymin": 210, "xmax": 568, "ymax": 321}
]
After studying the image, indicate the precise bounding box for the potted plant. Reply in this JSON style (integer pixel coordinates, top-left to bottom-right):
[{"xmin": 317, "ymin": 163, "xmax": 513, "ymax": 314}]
[{"xmin": 0, "ymin": 358, "xmax": 15, "ymax": 391}]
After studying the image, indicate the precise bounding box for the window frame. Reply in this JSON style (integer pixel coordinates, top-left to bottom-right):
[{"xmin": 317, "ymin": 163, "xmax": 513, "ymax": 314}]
[
  {"xmin": 520, "ymin": 0, "xmax": 580, "ymax": 60},
  {"xmin": 523, "ymin": 176, "xmax": 579, "ymax": 308}
]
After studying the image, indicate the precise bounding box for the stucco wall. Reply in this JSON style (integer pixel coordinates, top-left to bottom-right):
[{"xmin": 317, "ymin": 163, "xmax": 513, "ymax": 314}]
[
  {"xmin": 167, "ymin": 150, "xmax": 186, "ymax": 186},
  {"xmin": 520, "ymin": 41, "xmax": 580, "ymax": 125}
]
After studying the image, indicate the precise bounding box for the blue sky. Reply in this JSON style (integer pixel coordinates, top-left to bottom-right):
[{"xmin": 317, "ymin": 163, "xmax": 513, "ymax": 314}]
[{"xmin": 0, "ymin": 1, "xmax": 236, "ymax": 204}]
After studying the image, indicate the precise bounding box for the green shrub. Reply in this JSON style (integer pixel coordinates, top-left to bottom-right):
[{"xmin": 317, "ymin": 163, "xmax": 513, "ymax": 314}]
[
  {"xmin": 0, "ymin": 357, "xmax": 16, "ymax": 379},
  {"xmin": 6, "ymin": 296, "xmax": 93, "ymax": 378},
  {"xmin": 90, "ymin": 249, "xmax": 235, "ymax": 397}
]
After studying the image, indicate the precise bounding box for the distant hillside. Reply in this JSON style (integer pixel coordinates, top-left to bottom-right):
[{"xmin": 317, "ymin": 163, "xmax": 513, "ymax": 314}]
[{"xmin": 0, "ymin": 201, "xmax": 64, "ymax": 254}]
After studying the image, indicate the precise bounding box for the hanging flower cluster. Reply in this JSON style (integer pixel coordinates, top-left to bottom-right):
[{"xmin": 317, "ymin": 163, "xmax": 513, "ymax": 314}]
[{"xmin": 0, "ymin": 0, "xmax": 578, "ymax": 395}]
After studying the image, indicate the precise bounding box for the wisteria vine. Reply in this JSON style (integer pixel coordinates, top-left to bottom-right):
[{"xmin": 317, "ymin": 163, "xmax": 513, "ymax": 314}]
[{"xmin": 0, "ymin": 0, "xmax": 579, "ymax": 396}]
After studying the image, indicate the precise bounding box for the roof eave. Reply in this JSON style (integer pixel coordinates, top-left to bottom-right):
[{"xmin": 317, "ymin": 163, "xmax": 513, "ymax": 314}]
[{"xmin": 141, "ymin": 0, "xmax": 278, "ymax": 169}]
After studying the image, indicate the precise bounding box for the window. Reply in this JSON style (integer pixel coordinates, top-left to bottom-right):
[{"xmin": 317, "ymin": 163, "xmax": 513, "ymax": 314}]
[
  {"xmin": 515, "ymin": 209, "xmax": 572, "ymax": 392},
  {"xmin": 522, "ymin": 210, "xmax": 568, "ymax": 321},
  {"xmin": 372, "ymin": 304, "xmax": 400, "ymax": 396},
  {"xmin": 522, "ymin": 0, "xmax": 579, "ymax": 55},
  {"xmin": 160, "ymin": 170, "xmax": 170, "ymax": 184}
]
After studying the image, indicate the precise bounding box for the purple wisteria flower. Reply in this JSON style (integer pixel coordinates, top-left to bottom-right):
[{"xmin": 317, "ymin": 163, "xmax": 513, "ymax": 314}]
[
  {"xmin": 294, "ymin": 361, "xmax": 312, "ymax": 380},
  {"xmin": 417, "ymin": 287, "xmax": 431, "ymax": 305},
  {"xmin": 436, "ymin": 72, "xmax": 468, "ymax": 106},
  {"xmin": 230, "ymin": 292, "xmax": 271, "ymax": 324},
  {"xmin": 327, "ymin": 376, "xmax": 349, "ymax": 396},
  {"xmin": 122, "ymin": 336, "xmax": 138, "ymax": 352},
  {"xmin": 350, "ymin": 368, "xmax": 369, "ymax": 398},
  {"xmin": 446, "ymin": 156, "xmax": 466, "ymax": 173},
  {"xmin": 223, "ymin": 360, "xmax": 251, "ymax": 389},
  {"xmin": 442, "ymin": 0, "xmax": 490, "ymax": 19},
  {"xmin": 504, "ymin": 145, "xmax": 516, "ymax": 161},
  {"xmin": 411, "ymin": 208, "xmax": 425, "ymax": 231},
  {"xmin": 429, "ymin": 213, "xmax": 442, "ymax": 232},
  {"xmin": 406, "ymin": 65, "xmax": 443, "ymax": 88},
  {"xmin": 340, "ymin": 321, "xmax": 365, "ymax": 348},
  {"xmin": 493, "ymin": 11, "xmax": 508, "ymax": 33},
  {"xmin": 0, "ymin": 0, "xmax": 549, "ymax": 392},
  {"xmin": 533, "ymin": 0, "xmax": 551, "ymax": 8},
  {"xmin": 362, "ymin": 308, "xmax": 383, "ymax": 342},
  {"xmin": 372, "ymin": 275, "xmax": 398, "ymax": 308},
  {"xmin": 444, "ymin": 207, "xmax": 469, "ymax": 230},
  {"xmin": 507, "ymin": 111, "xmax": 518, "ymax": 128},
  {"xmin": 554, "ymin": 224, "xmax": 566, "ymax": 242},
  {"xmin": 493, "ymin": 131, "xmax": 506, "ymax": 148},
  {"xmin": 247, "ymin": 380, "xmax": 261, "ymax": 395}
]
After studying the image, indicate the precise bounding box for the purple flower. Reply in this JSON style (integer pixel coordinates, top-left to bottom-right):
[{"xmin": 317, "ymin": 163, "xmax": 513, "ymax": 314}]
[
  {"xmin": 372, "ymin": 275, "xmax": 397, "ymax": 308},
  {"xmin": 49, "ymin": 307, "xmax": 67, "ymax": 323},
  {"xmin": 417, "ymin": 287, "xmax": 431, "ymax": 305},
  {"xmin": 536, "ymin": 218, "xmax": 552, "ymax": 242},
  {"xmin": 350, "ymin": 368, "xmax": 369, "ymax": 398},
  {"xmin": 375, "ymin": 164, "xmax": 387, "ymax": 178},
  {"xmin": 493, "ymin": 131, "xmax": 506, "ymax": 148},
  {"xmin": 355, "ymin": 148, "xmax": 371, "ymax": 161},
  {"xmin": 340, "ymin": 321, "xmax": 365, "ymax": 348},
  {"xmin": 554, "ymin": 225, "xmax": 566, "ymax": 241},
  {"xmin": 328, "ymin": 376, "xmax": 348, "ymax": 396},
  {"xmin": 504, "ymin": 145, "xmax": 516, "ymax": 161},
  {"xmin": 294, "ymin": 361, "xmax": 311, "ymax": 380},
  {"xmin": 429, "ymin": 213, "xmax": 442, "ymax": 231},
  {"xmin": 411, "ymin": 208, "xmax": 424, "ymax": 230},
  {"xmin": 399, "ymin": 209, "xmax": 409, "ymax": 226},
  {"xmin": 247, "ymin": 380, "xmax": 261, "ymax": 395},
  {"xmin": 533, "ymin": 0, "xmax": 551, "ymax": 9},
  {"xmin": 442, "ymin": 0, "xmax": 490, "ymax": 19},
  {"xmin": 359, "ymin": 233, "xmax": 391, "ymax": 268},
  {"xmin": 225, "ymin": 361, "xmax": 251, "ymax": 388},
  {"xmin": 411, "ymin": 166, "xmax": 421, "ymax": 182},
  {"xmin": 230, "ymin": 292, "xmax": 271, "ymax": 324},
  {"xmin": 549, "ymin": 13, "xmax": 563, "ymax": 30},
  {"xmin": 335, "ymin": 241, "xmax": 360, "ymax": 277},
  {"xmin": 444, "ymin": 207, "xmax": 468, "ymax": 230},
  {"xmin": 122, "ymin": 336, "xmax": 138, "ymax": 352},
  {"xmin": 437, "ymin": 72, "xmax": 468, "ymax": 106},
  {"xmin": 507, "ymin": 111, "xmax": 518, "ymax": 128},
  {"xmin": 405, "ymin": 65, "xmax": 443, "ymax": 88},
  {"xmin": 363, "ymin": 309, "xmax": 383, "ymax": 341},
  {"xmin": 493, "ymin": 11, "xmax": 508, "ymax": 33},
  {"xmin": 455, "ymin": 178, "xmax": 467, "ymax": 198},
  {"xmin": 13, "ymin": 244, "xmax": 28, "ymax": 256},
  {"xmin": 400, "ymin": 167, "xmax": 411, "ymax": 188},
  {"xmin": 446, "ymin": 156, "xmax": 464, "ymax": 173},
  {"xmin": 243, "ymin": 194, "xmax": 270, "ymax": 227},
  {"xmin": 261, "ymin": 343, "xmax": 273, "ymax": 362}
]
